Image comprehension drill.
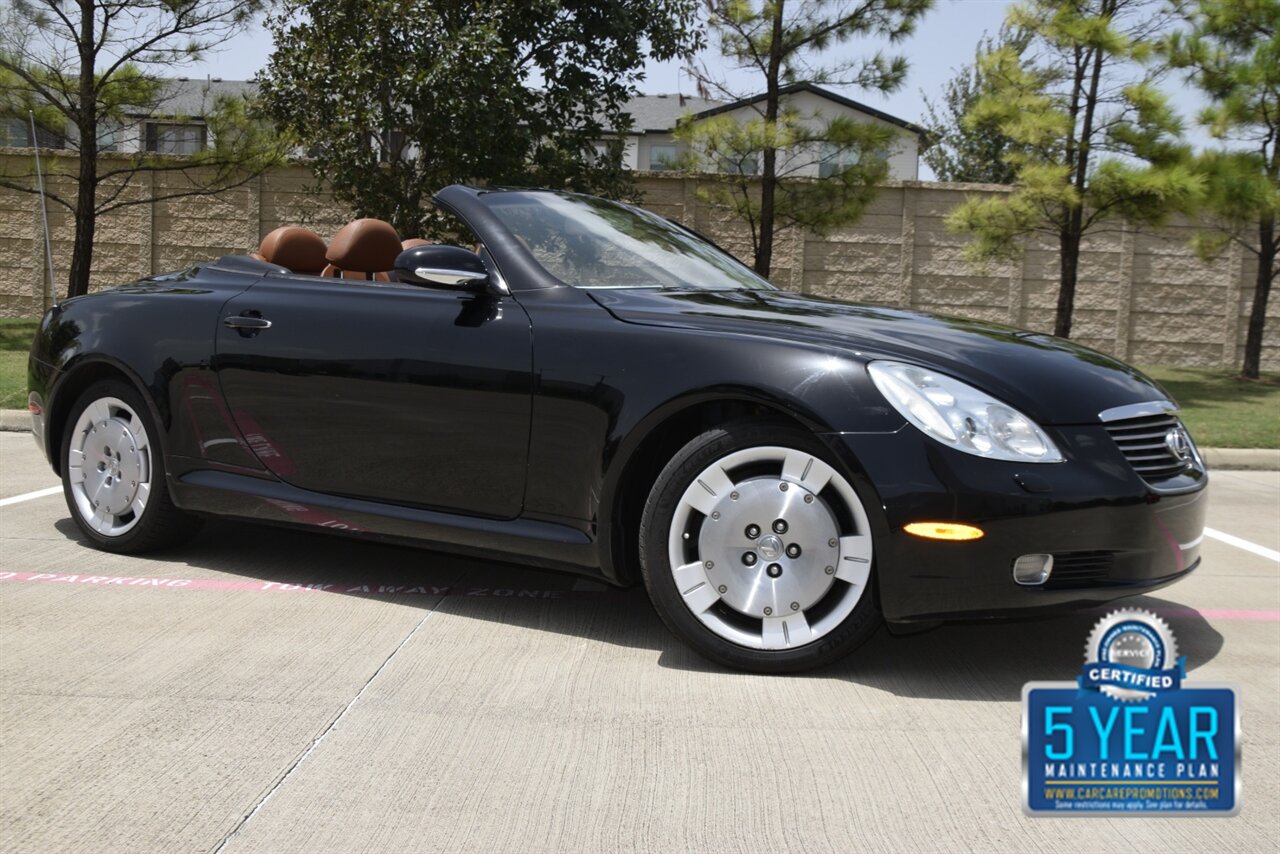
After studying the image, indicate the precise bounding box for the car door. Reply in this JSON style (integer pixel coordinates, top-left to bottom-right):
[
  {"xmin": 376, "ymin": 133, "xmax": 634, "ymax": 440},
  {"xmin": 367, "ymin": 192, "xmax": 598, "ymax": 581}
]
[{"xmin": 213, "ymin": 271, "xmax": 532, "ymax": 519}]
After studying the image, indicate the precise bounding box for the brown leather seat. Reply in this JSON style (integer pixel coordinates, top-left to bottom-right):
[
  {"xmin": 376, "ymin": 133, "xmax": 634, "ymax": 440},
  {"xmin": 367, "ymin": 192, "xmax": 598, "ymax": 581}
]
[
  {"xmin": 321, "ymin": 218, "xmax": 402, "ymax": 281},
  {"xmin": 401, "ymin": 238, "xmax": 433, "ymax": 250},
  {"xmin": 252, "ymin": 226, "xmax": 328, "ymax": 275}
]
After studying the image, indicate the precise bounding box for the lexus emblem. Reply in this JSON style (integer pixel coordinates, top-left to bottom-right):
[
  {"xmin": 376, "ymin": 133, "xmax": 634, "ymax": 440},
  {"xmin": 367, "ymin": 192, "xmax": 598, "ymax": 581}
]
[{"xmin": 1164, "ymin": 426, "xmax": 1192, "ymax": 462}]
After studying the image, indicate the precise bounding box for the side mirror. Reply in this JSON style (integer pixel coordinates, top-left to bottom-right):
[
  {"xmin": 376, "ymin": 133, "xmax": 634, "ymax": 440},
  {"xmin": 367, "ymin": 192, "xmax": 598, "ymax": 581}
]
[{"xmin": 393, "ymin": 244, "xmax": 490, "ymax": 291}]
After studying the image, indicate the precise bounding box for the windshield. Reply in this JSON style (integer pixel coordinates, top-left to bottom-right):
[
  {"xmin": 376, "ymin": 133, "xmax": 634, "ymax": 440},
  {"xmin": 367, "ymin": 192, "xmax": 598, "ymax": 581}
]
[{"xmin": 479, "ymin": 191, "xmax": 776, "ymax": 291}]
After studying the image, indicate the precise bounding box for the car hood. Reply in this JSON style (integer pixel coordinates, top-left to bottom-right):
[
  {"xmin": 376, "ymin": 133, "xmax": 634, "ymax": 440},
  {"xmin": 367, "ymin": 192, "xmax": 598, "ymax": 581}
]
[{"xmin": 589, "ymin": 288, "xmax": 1170, "ymax": 425}]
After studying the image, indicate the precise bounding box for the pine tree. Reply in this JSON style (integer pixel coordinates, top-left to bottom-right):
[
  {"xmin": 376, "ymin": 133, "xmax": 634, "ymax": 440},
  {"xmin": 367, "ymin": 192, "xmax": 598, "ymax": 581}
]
[
  {"xmin": 921, "ymin": 30, "xmax": 1029, "ymax": 184},
  {"xmin": 679, "ymin": 0, "xmax": 933, "ymax": 278},
  {"xmin": 947, "ymin": 0, "xmax": 1201, "ymax": 339},
  {"xmin": 1166, "ymin": 0, "xmax": 1278, "ymax": 379}
]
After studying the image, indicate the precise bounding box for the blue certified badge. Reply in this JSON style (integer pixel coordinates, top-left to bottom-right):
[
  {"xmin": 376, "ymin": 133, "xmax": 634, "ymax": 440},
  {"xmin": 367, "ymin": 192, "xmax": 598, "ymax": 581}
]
[{"xmin": 1022, "ymin": 609, "xmax": 1241, "ymax": 815}]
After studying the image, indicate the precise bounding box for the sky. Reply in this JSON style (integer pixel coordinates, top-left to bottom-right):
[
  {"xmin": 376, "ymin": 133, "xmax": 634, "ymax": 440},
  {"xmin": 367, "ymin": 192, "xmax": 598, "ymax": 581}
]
[{"xmin": 184, "ymin": 0, "xmax": 1213, "ymax": 180}]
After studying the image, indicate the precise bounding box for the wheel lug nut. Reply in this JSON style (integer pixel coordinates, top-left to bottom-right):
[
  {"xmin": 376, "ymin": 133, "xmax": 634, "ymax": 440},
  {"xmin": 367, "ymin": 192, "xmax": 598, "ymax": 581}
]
[
  {"xmin": 779, "ymin": 482, "xmax": 789, "ymax": 491},
  {"xmin": 773, "ymin": 519, "xmax": 788, "ymax": 534},
  {"xmin": 786, "ymin": 544, "xmax": 801, "ymax": 558},
  {"xmin": 825, "ymin": 565, "xmax": 835, "ymax": 575},
  {"xmin": 804, "ymin": 494, "xmax": 814, "ymax": 504},
  {"xmin": 766, "ymin": 563, "xmax": 782, "ymax": 578},
  {"xmin": 718, "ymin": 585, "xmax": 727, "ymax": 594},
  {"xmin": 730, "ymin": 491, "xmax": 739, "ymax": 500},
  {"xmin": 745, "ymin": 524, "xmax": 760, "ymax": 539},
  {"xmin": 763, "ymin": 607, "xmax": 773, "ymax": 616},
  {"xmin": 828, "ymin": 538, "xmax": 837, "ymax": 548},
  {"xmin": 791, "ymin": 602, "xmax": 800, "ymax": 611},
  {"xmin": 704, "ymin": 560, "xmax": 714, "ymax": 569},
  {"xmin": 711, "ymin": 511, "xmax": 720, "ymax": 520},
  {"xmin": 742, "ymin": 552, "xmax": 757, "ymax": 566}
]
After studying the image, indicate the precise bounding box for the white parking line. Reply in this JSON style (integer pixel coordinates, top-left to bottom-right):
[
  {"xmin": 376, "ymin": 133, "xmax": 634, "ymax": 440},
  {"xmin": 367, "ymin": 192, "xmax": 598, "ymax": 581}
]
[
  {"xmin": 1205, "ymin": 527, "xmax": 1280, "ymax": 563},
  {"xmin": 0, "ymin": 486, "xmax": 61, "ymax": 508}
]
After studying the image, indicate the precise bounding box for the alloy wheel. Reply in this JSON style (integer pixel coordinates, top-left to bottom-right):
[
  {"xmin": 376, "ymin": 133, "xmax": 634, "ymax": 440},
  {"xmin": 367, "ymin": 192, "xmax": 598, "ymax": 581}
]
[
  {"xmin": 66, "ymin": 396, "xmax": 152, "ymax": 537},
  {"xmin": 666, "ymin": 445, "xmax": 873, "ymax": 650}
]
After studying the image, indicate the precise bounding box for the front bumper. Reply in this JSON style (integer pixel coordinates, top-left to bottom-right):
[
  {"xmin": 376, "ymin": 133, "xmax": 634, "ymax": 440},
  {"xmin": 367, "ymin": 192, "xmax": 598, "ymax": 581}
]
[
  {"xmin": 824, "ymin": 424, "xmax": 1208, "ymax": 623},
  {"xmin": 27, "ymin": 354, "xmax": 53, "ymax": 462}
]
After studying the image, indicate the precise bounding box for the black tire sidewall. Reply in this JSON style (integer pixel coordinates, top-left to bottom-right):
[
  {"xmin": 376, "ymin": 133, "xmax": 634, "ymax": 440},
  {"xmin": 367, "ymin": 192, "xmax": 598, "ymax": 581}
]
[{"xmin": 640, "ymin": 418, "xmax": 882, "ymax": 673}]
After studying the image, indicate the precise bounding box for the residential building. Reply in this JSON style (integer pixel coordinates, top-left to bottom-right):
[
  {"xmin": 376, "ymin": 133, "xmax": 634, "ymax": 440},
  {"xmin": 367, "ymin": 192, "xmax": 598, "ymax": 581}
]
[
  {"xmin": 2, "ymin": 79, "xmax": 926, "ymax": 178},
  {"xmin": 0, "ymin": 78, "xmax": 254, "ymax": 156},
  {"xmin": 599, "ymin": 83, "xmax": 928, "ymax": 180}
]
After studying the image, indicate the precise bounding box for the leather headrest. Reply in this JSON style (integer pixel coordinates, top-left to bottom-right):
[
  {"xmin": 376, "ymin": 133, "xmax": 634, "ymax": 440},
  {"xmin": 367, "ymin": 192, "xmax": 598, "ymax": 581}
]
[
  {"xmin": 401, "ymin": 238, "xmax": 433, "ymax": 250},
  {"xmin": 256, "ymin": 226, "xmax": 328, "ymax": 274},
  {"xmin": 326, "ymin": 218, "xmax": 402, "ymax": 273}
]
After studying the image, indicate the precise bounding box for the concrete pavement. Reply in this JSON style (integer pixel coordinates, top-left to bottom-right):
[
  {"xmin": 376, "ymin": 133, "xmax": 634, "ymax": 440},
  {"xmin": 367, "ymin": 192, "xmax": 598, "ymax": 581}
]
[{"xmin": 1, "ymin": 432, "xmax": 1277, "ymax": 852}]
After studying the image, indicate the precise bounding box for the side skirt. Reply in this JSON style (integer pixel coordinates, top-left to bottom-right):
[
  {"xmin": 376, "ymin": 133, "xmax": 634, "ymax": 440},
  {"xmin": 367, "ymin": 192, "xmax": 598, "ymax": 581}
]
[{"xmin": 170, "ymin": 468, "xmax": 608, "ymax": 579}]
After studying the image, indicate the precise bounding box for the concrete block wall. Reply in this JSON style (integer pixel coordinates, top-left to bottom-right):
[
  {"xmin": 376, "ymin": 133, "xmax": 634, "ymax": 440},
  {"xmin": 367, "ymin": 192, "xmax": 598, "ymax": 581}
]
[
  {"xmin": 637, "ymin": 175, "xmax": 1277, "ymax": 370},
  {"xmin": 0, "ymin": 152, "xmax": 352, "ymax": 318},
  {"xmin": 1, "ymin": 150, "xmax": 1275, "ymax": 370}
]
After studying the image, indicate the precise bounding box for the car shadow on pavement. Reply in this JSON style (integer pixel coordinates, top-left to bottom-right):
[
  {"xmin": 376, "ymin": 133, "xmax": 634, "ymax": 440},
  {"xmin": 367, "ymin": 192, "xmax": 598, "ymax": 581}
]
[{"xmin": 54, "ymin": 516, "xmax": 1224, "ymax": 701}]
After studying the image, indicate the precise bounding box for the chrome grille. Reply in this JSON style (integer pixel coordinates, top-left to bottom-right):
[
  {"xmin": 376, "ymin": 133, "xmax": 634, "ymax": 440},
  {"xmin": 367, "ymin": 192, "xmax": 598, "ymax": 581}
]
[
  {"xmin": 1044, "ymin": 551, "xmax": 1116, "ymax": 588},
  {"xmin": 1102, "ymin": 412, "xmax": 1193, "ymax": 481}
]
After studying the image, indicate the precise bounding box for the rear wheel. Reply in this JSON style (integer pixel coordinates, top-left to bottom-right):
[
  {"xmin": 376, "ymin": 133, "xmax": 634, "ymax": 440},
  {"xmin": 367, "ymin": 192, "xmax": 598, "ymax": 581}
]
[
  {"xmin": 640, "ymin": 418, "xmax": 881, "ymax": 672},
  {"xmin": 60, "ymin": 379, "xmax": 199, "ymax": 553}
]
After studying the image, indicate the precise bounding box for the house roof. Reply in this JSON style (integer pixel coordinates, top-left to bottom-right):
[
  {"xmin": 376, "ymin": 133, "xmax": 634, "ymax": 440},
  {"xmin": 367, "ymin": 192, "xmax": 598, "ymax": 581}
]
[
  {"xmin": 692, "ymin": 82, "xmax": 929, "ymax": 141},
  {"xmin": 131, "ymin": 78, "xmax": 258, "ymax": 119},
  {"xmin": 609, "ymin": 93, "xmax": 724, "ymax": 133},
  {"xmin": 127, "ymin": 79, "xmax": 925, "ymax": 143}
]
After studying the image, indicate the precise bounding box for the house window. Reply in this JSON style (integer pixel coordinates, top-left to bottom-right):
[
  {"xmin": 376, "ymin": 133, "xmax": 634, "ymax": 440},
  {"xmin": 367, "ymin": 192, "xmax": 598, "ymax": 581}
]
[
  {"xmin": 819, "ymin": 142, "xmax": 861, "ymax": 178},
  {"xmin": 97, "ymin": 120, "xmax": 123, "ymax": 153},
  {"xmin": 719, "ymin": 151, "xmax": 758, "ymax": 176},
  {"xmin": 648, "ymin": 143, "xmax": 678, "ymax": 170},
  {"xmin": 0, "ymin": 119, "xmax": 27, "ymax": 148},
  {"xmin": 0, "ymin": 118, "xmax": 64, "ymax": 148},
  {"xmin": 146, "ymin": 122, "xmax": 206, "ymax": 154}
]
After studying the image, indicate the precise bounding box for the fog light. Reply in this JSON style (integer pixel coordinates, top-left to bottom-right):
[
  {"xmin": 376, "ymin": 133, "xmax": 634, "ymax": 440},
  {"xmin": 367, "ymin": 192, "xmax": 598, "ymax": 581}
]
[
  {"xmin": 1012, "ymin": 554, "xmax": 1054, "ymax": 586},
  {"xmin": 904, "ymin": 522, "xmax": 984, "ymax": 541}
]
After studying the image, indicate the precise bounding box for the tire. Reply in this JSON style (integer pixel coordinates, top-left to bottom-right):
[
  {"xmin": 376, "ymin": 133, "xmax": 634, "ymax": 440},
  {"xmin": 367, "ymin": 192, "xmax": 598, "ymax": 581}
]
[
  {"xmin": 60, "ymin": 378, "xmax": 200, "ymax": 553},
  {"xmin": 639, "ymin": 418, "xmax": 881, "ymax": 673}
]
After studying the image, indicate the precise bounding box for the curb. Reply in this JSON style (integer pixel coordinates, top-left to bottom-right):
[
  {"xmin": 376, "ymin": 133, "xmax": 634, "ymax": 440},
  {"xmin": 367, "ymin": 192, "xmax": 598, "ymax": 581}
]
[
  {"xmin": 0, "ymin": 409, "xmax": 29, "ymax": 432},
  {"xmin": 1200, "ymin": 448, "xmax": 1280, "ymax": 471},
  {"xmin": 1, "ymin": 408, "xmax": 1277, "ymax": 470}
]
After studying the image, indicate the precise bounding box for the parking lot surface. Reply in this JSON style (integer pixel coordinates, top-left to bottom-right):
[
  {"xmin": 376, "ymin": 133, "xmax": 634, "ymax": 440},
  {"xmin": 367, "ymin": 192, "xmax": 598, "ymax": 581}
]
[{"xmin": 2, "ymin": 431, "xmax": 1277, "ymax": 852}]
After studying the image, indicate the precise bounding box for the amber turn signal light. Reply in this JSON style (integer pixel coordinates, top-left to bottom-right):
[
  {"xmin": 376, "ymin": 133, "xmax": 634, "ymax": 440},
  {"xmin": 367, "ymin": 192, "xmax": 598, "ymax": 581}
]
[{"xmin": 903, "ymin": 522, "xmax": 985, "ymax": 541}]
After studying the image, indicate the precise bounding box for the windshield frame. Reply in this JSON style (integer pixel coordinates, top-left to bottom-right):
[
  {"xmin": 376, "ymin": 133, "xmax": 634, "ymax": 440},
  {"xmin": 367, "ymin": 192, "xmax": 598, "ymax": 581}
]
[{"xmin": 474, "ymin": 189, "xmax": 778, "ymax": 293}]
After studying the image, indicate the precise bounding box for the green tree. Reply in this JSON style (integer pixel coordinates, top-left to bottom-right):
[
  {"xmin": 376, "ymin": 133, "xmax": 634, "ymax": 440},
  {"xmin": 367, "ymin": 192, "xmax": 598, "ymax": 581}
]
[
  {"xmin": 1166, "ymin": 0, "xmax": 1278, "ymax": 380},
  {"xmin": 0, "ymin": 1, "xmax": 285, "ymax": 299},
  {"xmin": 947, "ymin": 0, "xmax": 1201, "ymax": 339},
  {"xmin": 678, "ymin": 0, "xmax": 933, "ymax": 278},
  {"xmin": 258, "ymin": 0, "xmax": 701, "ymax": 239},
  {"xmin": 921, "ymin": 29, "xmax": 1029, "ymax": 184}
]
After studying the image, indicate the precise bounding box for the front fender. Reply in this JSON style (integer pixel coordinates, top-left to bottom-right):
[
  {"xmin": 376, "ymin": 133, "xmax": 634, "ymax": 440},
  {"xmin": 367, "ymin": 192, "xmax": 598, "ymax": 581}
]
[{"xmin": 28, "ymin": 266, "xmax": 262, "ymax": 474}]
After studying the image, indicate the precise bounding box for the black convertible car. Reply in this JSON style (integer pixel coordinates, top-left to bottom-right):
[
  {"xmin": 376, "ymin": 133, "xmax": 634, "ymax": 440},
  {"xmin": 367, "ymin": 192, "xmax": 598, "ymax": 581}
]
[{"xmin": 27, "ymin": 185, "xmax": 1208, "ymax": 672}]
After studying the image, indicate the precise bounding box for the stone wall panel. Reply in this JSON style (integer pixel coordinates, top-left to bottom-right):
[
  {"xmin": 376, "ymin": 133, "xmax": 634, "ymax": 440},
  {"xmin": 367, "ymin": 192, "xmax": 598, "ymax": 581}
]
[{"xmin": 0, "ymin": 153, "xmax": 1275, "ymax": 369}]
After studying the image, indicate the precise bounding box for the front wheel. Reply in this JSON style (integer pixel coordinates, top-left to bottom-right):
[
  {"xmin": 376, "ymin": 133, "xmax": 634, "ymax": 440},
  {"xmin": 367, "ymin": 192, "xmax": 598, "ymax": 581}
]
[
  {"xmin": 639, "ymin": 419, "xmax": 881, "ymax": 673},
  {"xmin": 60, "ymin": 379, "xmax": 200, "ymax": 553}
]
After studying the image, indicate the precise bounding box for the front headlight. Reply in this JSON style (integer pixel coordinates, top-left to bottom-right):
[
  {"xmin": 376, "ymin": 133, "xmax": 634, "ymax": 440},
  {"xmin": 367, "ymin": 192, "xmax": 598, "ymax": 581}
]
[{"xmin": 867, "ymin": 360, "xmax": 1064, "ymax": 463}]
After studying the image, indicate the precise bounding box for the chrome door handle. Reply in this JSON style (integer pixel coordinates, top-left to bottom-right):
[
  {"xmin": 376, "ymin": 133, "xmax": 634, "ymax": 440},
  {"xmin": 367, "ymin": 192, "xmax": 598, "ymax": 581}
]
[{"xmin": 223, "ymin": 315, "xmax": 272, "ymax": 330}]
